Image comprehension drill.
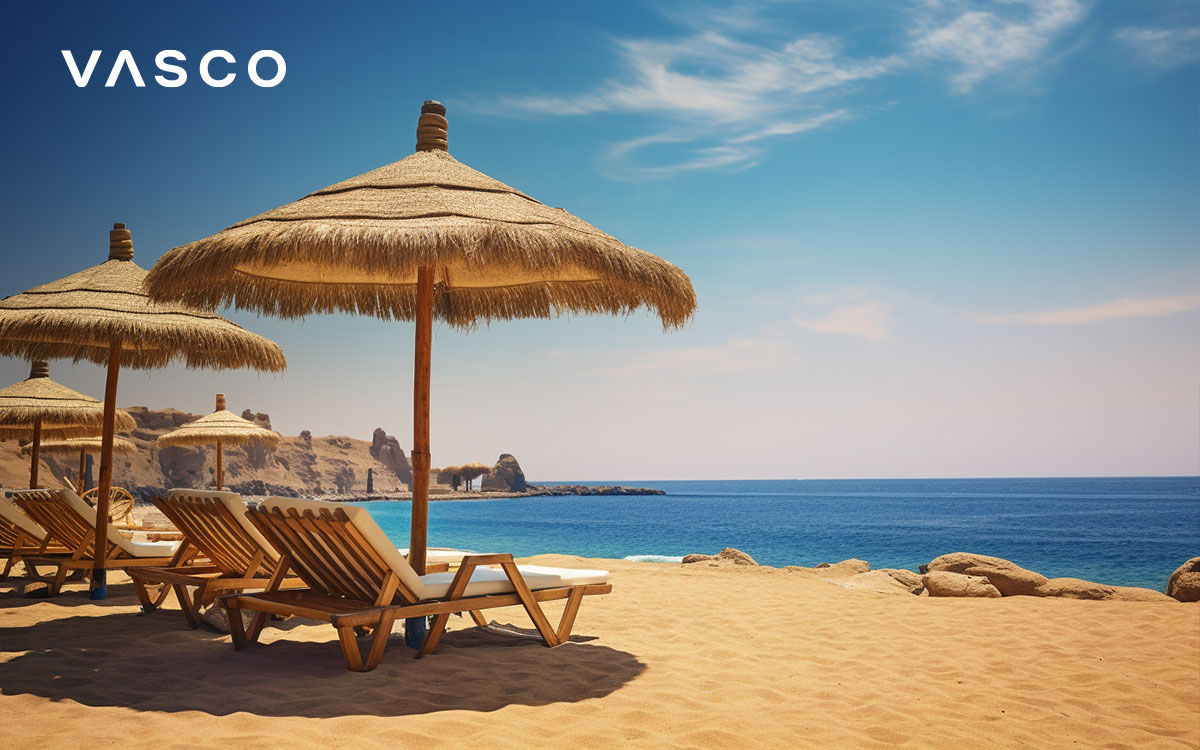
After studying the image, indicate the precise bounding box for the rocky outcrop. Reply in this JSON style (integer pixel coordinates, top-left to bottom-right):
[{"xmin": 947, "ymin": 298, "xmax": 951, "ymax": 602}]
[
  {"xmin": 1029, "ymin": 578, "xmax": 1173, "ymax": 602},
  {"xmin": 926, "ymin": 553, "xmax": 1047, "ymax": 596},
  {"xmin": 369, "ymin": 428, "xmax": 412, "ymax": 487},
  {"xmin": 239, "ymin": 410, "xmax": 274, "ymax": 468},
  {"xmin": 1167, "ymin": 557, "xmax": 1200, "ymax": 602},
  {"xmin": 682, "ymin": 548, "xmax": 758, "ymax": 566},
  {"xmin": 525, "ymin": 484, "xmax": 665, "ymax": 496},
  {"xmin": 481, "ymin": 453, "xmax": 527, "ymax": 492},
  {"xmin": 922, "ymin": 571, "xmax": 1002, "ymax": 598}
]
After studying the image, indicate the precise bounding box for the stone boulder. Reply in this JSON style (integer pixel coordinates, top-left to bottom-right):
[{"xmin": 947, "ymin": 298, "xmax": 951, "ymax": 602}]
[
  {"xmin": 682, "ymin": 548, "xmax": 758, "ymax": 566},
  {"xmin": 1030, "ymin": 577, "xmax": 1114, "ymax": 600},
  {"xmin": 480, "ymin": 453, "xmax": 527, "ymax": 492},
  {"xmin": 926, "ymin": 552, "xmax": 1047, "ymax": 596},
  {"xmin": 1031, "ymin": 578, "xmax": 1175, "ymax": 602},
  {"xmin": 816, "ymin": 559, "xmax": 870, "ymax": 575},
  {"xmin": 922, "ymin": 570, "xmax": 1002, "ymax": 598},
  {"xmin": 1167, "ymin": 557, "xmax": 1200, "ymax": 602},
  {"xmin": 368, "ymin": 428, "xmax": 413, "ymax": 485},
  {"xmin": 299, "ymin": 430, "xmax": 312, "ymax": 447}
]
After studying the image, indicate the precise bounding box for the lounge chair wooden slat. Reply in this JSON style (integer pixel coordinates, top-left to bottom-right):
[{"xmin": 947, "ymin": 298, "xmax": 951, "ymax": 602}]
[{"xmin": 127, "ymin": 491, "xmax": 302, "ymax": 626}]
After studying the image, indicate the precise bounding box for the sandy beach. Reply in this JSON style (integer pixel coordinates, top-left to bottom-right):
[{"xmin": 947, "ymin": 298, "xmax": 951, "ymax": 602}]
[{"xmin": 2, "ymin": 555, "xmax": 1197, "ymax": 750}]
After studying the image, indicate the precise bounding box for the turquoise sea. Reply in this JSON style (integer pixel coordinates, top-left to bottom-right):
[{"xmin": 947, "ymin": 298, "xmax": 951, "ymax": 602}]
[{"xmin": 355, "ymin": 477, "xmax": 1200, "ymax": 591}]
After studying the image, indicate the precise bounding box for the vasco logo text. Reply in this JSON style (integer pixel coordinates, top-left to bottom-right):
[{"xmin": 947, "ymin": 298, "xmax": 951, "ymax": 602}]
[{"xmin": 61, "ymin": 49, "xmax": 286, "ymax": 88}]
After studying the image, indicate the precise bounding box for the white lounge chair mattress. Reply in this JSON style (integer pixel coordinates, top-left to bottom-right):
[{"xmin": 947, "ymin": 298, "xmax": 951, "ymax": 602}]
[{"xmin": 419, "ymin": 565, "xmax": 609, "ymax": 600}]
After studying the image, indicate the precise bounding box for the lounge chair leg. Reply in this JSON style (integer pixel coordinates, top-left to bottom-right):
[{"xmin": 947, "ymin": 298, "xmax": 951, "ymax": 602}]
[
  {"xmin": 48, "ymin": 565, "xmax": 70, "ymax": 596},
  {"xmin": 225, "ymin": 599, "xmax": 248, "ymax": 650},
  {"xmin": 468, "ymin": 609, "xmax": 489, "ymax": 628},
  {"xmin": 418, "ymin": 613, "xmax": 452, "ymax": 658},
  {"xmin": 363, "ymin": 612, "xmax": 396, "ymax": 670},
  {"xmin": 500, "ymin": 561, "xmax": 560, "ymax": 647},
  {"xmin": 2, "ymin": 555, "xmax": 17, "ymax": 579},
  {"xmin": 176, "ymin": 585, "xmax": 200, "ymax": 628},
  {"xmin": 337, "ymin": 626, "xmax": 365, "ymax": 671},
  {"xmin": 556, "ymin": 587, "xmax": 586, "ymax": 643},
  {"xmin": 133, "ymin": 577, "xmax": 155, "ymax": 611}
]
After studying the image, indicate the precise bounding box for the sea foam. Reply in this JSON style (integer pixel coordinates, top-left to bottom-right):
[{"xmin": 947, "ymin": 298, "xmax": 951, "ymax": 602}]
[{"xmin": 624, "ymin": 554, "xmax": 685, "ymax": 563}]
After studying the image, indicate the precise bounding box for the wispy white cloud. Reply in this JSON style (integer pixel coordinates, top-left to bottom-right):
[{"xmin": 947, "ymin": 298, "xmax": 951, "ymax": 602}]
[
  {"xmin": 790, "ymin": 286, "xmax": 922, "ymax": 342},
  {"xmin": 909, "ymin": 0, "xmax": 1089, "ymax": 93},
  {"xmin": 488, "ymin": 0, "xmax": 1095, "ymax": 178},
  {"xmin": 971, "ymin": 294, "xmax": 1200, "ymax": 325},
  {"xmin": 1115, "ymin": 25, "xmax": 1200, "ymax": 69}
]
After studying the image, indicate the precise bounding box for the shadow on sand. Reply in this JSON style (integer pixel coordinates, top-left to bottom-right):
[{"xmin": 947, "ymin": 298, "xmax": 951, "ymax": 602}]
[{"xmin": 0, "ymin": 583, "xmax": 645, "ymax": 718}]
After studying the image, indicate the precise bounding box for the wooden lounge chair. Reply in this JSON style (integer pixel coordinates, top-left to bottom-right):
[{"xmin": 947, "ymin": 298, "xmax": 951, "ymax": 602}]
[
  {"xmin": 127, "ymin": 490, "xmax": 303, "ymax": 627},
  {"xmin": 10, "ymin": 489, "xmax": 188, "ymax": 596},
  {"xmin": 0, "ymin": 494, "xmax": 69, "ymax": 578},
  {"xmin": 222, "ymin": 497, "xmax": 611, "ymax": 672}
]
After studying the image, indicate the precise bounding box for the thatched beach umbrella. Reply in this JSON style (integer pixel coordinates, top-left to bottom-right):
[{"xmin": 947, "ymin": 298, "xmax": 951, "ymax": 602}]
[
  {"xmin": 157, "ymin": 393, "xmax": 281, "ymax": 490},
  {"xmin": 22, "ymin": 435, "xmax": 137, "ymax": 493},
  {"xmin": 145, "ymin": 100, "xmax": 697, "ymax": 589},
  {"xmin": 0, "ymin": 224, "xmax": 286, "ymax": 597},
  {"xmin": 0, "ymin": 360, "xmax": 135, "ymax": 488}
]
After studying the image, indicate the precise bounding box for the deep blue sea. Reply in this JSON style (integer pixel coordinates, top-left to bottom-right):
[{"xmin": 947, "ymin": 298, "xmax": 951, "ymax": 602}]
[{"xmin": 354, "ymin": 477, "xmax": 1200, "ymax": 591}]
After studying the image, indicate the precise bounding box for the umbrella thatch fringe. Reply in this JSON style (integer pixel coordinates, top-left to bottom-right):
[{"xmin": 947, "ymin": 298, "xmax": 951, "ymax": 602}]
[
  {"xmin": 0, "ymin": 311, "xmax": 287, "ymax": 370},
  {"xmin": 0, "ymin": 405, "xmax": 134, "ymax": 432},
  {"xmin": 146, "ymin": 220, "xmax": 696, "ymax": 329},
  {"xmin": 0, "ymin": 423, "xmax": 113, "ymax": 440},
  {"xmin": 22, "ymin": 436, "xmax": 136, "ymax": 455},
  {"xmin": 157, "ymin": 430, "xmax": 280, "ymax": 448}
]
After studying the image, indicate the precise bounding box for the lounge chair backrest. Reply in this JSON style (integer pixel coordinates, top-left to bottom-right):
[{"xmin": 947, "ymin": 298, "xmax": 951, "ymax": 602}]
[
  {"xmin": 12, "ymin": 489, "xmax": 141, "ymax": 558},
  {"xmin": 254, "ymin": 497, "xmax": 425, "ymax": 603},
  {"xmin": 0, "ymin": 496, "xmax": 47, "ymax": 545},
  {"xmin": 154, "ymin": 490, "xmax": 277, "ymax": 576}
]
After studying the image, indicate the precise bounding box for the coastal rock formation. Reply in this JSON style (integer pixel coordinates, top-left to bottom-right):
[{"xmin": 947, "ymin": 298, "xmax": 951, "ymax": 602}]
[
  {"xmin": 481, "ymin": 453, "xmax": 527, "ymax": 492},
  {"xmin": 922, "ymin": 571, "xmax": 1002, "ymax": 598},
  {"xmin": 682, "ymin": 548, "xmax": 758, "ymax": 566},
  {"xmin": 926, "ymin": 553, "xmax": 1047, "ymax": 596},
  {"xmin": 1028, "ymin": 578, "xmax": 1174, "ymax": 602},
  {"xmin": 815, "ymin": 559, "xmax": 871, "ymax": 575},
  {"xmin": 1167, "ymin": 557, "xmax": 1200, "ymax": 602},
  {"xmin": 369, "ymin": 428, "xmax": 413, "ymax": 487},
  {"xmin": 239, "ymin": 410, "xmax": 274, "ymax": 468},
  {"xmin": 1031, "ymin": 577, "xmax": 1115, "ymax": 600}
]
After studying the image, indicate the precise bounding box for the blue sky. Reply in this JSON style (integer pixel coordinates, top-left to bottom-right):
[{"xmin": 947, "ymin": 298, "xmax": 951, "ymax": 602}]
[{"xmin": 0, "ymin": 0, "xmax": 1196, "ymax": 479}]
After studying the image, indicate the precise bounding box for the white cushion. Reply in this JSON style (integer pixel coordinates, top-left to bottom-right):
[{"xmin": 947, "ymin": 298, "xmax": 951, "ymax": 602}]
[
  {"xmin": 130, "ymin": 540, "xmax": 180, "ymax": 557},
  {"xmin": 419, "ymin": 564, "xmax": 609, "ymax": 600},
  {"xmin": 262, "ymin": 497, "xmax": 426, "ymax": 600},
  {"xmin": 164, "ymin": 489, "xmax": 278, "ymax": 560},
  {"xmin": 0, "ymin": 496, "xmax": 47, "ymax": 538}
]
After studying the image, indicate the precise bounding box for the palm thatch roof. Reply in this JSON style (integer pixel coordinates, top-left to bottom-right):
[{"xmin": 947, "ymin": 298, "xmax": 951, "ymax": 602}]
[
  {"xmin": 0, "ymin": 224, "xmax": 287, "ymax": 370},
  {"xmin": 145, "ymin": 101, "xmax": 696, "ymax": 329},
  {"xmin": 157, "ymin": 393, "xmax": 281, "ymax": 448},
  {"xmin": 0, "ymin": 360, "xmax": 134, "ymax": 433},
  {"xmin": 21, "ymin": 436, "xmax": 136, "ymax": 455}
]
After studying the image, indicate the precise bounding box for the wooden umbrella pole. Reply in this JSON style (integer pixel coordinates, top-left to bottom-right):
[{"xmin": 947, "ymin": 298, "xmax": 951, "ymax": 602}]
[
  {"xmin": 216, "ymin": 438, "xmax": 223, "ymax": 490},
  {"xmin": 410, "ymin": 265, "xmax": 433, "ymax": 576},
  {"xmin": 78, "ymin": 446, "xmax": 86, "ymax": 492},
  {"xmin": 28, "ymin": 416, "xmax": 42, "ymax": 488},
  {"xmin": 91, "ymin": 341, "xmax": 122, "ymax": 599}
]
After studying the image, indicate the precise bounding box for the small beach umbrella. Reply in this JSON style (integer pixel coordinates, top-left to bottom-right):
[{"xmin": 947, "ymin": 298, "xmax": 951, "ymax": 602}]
[
  {"xmin": 146, "ymin": 101, "xmax": 696, "ymax": 592},
  {"xmin": 21, "ymin": 435, "xmax": 137, "ymax": 493},
  {"xmin": 157, "ymin": 392, "xmax": 281, "ymax": 490},
  {"xmin": 0, "ymin": 359, "xmax": 135, "ymax": 488},
  {"xmin": 0, "ymin": 223, "xmax": 286, "ymax": 597}
]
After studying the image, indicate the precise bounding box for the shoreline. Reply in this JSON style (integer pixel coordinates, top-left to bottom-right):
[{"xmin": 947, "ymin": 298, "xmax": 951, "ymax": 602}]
[{"xmin": 305, "ymin": 484, "xmax": 667, "ymax": 503}]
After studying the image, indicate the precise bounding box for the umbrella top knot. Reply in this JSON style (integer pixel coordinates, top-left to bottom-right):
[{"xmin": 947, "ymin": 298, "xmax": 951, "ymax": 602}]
[
  {"xmin": 415, "ymin": 100, "xmax": 448, "ymax": 153},
  {"xmin": 28, "ymin": 360, "xmax": 49, "ymax": 379},
  {"xmin": 109, "ymin": 222, "xmax": 134, "ymax": 261},
  {"xmin": 215, "ymin": 393, "xmax": 226, "ymax": 411}
]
